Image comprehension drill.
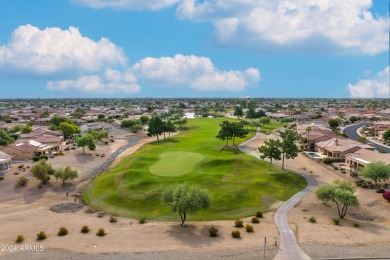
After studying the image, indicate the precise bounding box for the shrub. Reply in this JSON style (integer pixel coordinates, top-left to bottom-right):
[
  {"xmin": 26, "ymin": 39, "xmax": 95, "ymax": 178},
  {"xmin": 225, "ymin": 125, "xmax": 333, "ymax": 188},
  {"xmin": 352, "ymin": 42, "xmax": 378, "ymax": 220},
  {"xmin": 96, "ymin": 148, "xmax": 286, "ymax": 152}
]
[
  {"xmin": 332, "ymin": 218, "xmax": 340, "ymax": 226},
  {"xmin": 15, "ymin": 176, "xmax": 29, "ymax": 187},
  {"xmin": 308, "ymin": 216, "xmax": 317, "ymax": 223},
  {"xmin": 97, "ymin": 212, "xmax": 105, "ymax": 218},
  {"xmin": 209, "ymin": 227, "xmax": 218, "ymax": 237},
  {"xmin": 32, "ymin": 156, "xmax": 40, "ymax": 162},
  {"xmin": 40, "ymin": 155, "xmax": 49, "ymax": 160},
  {"xmin": 245, "ymin": 224, "xmax": 254, "ymax": 233},
  {"xmin": 96, "ymin": 228, "xmax": 107, "ymax": 237},
  {"xmin": 383, "ymin": 191, "xmax": 390, "ymax": 201},
  {"xmin": 36, "ymin": 231, "xmax": 47, "ymax": 240},
  {"xmin": 353, "ymin": 223, "xmax": 360, "ymax": 228},
  {"xmin": 255, "ymin": 211, "xmax": 263, "ymax": 218},
  {"xmin": 251, "ymin": 216, "xmax": 260, "ymax": 224},
  {"xmin": 231, "ymin": 230, "xmax": 241, "ymax": 238},
  {"xmin": 139, "ymin": 218, "xmax": 146, "ymax": 224},
  {"xmin": 0, "ymin": 176, "xmax": 3, "ymax": 181},
  {"xmin": 16, "ymin": 235, "xmax": 24, "ymax": 243},
  {"xmin": 58, "ymin": 227, "xmax": 68, "ymax": 236},
  {"xmin": 322, "ymin": 157, "xmax": 333, "ymax": 164},
  {"xmin": 234, "ymin": 219, "xmax": 244, "ymax": 228},
  {"xmin": 376, "ymin": 188, "xmax": 385, "ymax": 193},
  {"xmin": 109, "ymin": 216, "xmax": 117, "ymax": 223},
  {"xmin": 81, "ymin": 226, "xmax": 90, "ymax": 233},
  {"xmin": 18, "ymin": 165, "xmax": 24, "ymax": 169},
  {"xmin": 58, "ymin": 151, "xmax": 65, "ymax": 156}
]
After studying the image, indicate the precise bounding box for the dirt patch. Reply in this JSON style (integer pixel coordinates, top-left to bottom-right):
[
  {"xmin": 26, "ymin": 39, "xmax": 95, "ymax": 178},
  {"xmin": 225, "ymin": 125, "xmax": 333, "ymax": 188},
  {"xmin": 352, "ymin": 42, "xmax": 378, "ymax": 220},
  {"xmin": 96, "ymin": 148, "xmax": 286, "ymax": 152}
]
[{"xmin": 50, "ymin": 203, "xmax": 83, "ymax": 213}]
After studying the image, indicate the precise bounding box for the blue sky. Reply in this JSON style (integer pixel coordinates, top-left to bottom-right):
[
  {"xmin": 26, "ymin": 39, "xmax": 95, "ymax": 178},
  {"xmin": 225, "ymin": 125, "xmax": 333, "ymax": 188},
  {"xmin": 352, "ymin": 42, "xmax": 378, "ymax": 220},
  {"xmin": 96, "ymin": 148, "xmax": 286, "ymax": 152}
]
[{"xmin": 0, "ymin": 0, "xmax": 389, "ymax": 98}]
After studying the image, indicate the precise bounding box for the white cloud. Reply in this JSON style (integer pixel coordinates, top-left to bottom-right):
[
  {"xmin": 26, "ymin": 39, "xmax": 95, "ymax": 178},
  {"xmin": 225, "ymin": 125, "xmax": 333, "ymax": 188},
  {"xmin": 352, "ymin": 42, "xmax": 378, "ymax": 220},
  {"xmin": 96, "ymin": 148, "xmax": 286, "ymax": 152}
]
[
  {"xmin": 347, "ymin": 66, "xmax": 390, "ymax": 98},
  {"xmin": 130, "ymin": 54, "xmax": 260, "ymax": 91},
  {"xmin": 176, "ymin": 0, "xmax": 389, "ymax": 55},
  {"xmin": 47, "ymin": 68, "xmax": 141, "ymax": 94},
  {"xmin": 0, "ymin": 24, "xmax": 126, "ymax": 75},
  {"xmin": 74, "ymin": 0, "xmax": 182, "ymax": 10}
]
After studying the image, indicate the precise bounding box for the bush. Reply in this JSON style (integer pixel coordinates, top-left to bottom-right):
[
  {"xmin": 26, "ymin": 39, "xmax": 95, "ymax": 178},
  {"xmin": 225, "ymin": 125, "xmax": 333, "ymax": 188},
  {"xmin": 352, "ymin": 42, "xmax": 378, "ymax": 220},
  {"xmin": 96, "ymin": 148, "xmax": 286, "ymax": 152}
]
[
  {"xmin": 109, "ymin": 216, "xmax": 117, "ymax": 223},
  {"xmin": 245, "ymin": 224, "xmax": 254, "ymax": 233},
  {"xmin": 353, "ymin": 223, "xmax": 360, "ymax": 228},
  {"xmin": 322, "ymin": 158, "xmax": 333, "ymax": 164},
  {"xmin": 15, "ymin": 176, "xmax": 29, "ymax": 187},
  {"xmin": 231, "ymin": 230, "xmax": 241, "ymax": 238},
  {"xmin": 32, "ymin": 156, "xmax": 40, "ymax": 162},
  {"xmin": 376, "ymin": 189, "xmax": 385, "ymax": 193},
  {"xmin": 139, "ymin": 218, "xmax": 146, "ymax": 224},
  {"xmin": 383, "ymin": 191, "xmax": 390, "ymax": 201},
  {"xmin": 36, "ymin": 231, "xmax": 47, "ymax": 240},
  {"xmin": 234, "ymin": 219, "xmax": 244, "ymax": 228},
  {"xmin": 96, "ymin": 228, "xmax": 107, "ymax": 237},
  {"xmin": 18, "ymin": 165, "xmax": 24, "ymax": 169},
  {"xmin": 16, "ymin": 235, "xmax": 24, "ymax": 243},
  {"xmin": 308, "ymin": 216, "xmax": 317, "ymax": 223},
  {"xmin": 40, "ymin": 155, "xmax": 49, "ymax": 160},
  {"xmin": 58, "ymin": 227, "xmax": 68, "ymax": 236},
  {"xmin": 0, "ymin": 176, "xmax": 3, "ymax": 181},
  {"xmin": 81, "ymin": 226, "xmax": 90, "ymax": 233},
  {"xmin": 209, "ymin": 227, "xmax": 218, "ymax": 237},
  {"xmin": 251, "ymin": 216, "xmax": 260, "ymax": 224},
  {"xmin": 332, "ymin": 218, "xmax": 340, "ymax": 226},
  {"xmin": 255, "ymin": 211, "xmax": 263, "ymax": 218}
]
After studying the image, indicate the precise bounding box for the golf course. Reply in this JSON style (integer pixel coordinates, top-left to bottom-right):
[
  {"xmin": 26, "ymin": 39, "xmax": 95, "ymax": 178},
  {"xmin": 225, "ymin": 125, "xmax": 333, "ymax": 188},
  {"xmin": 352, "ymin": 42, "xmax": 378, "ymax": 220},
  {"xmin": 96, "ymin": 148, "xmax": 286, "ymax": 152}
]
[{"xmin": 83, "ymin": 118, "xmax": 307, "ymax": 220}]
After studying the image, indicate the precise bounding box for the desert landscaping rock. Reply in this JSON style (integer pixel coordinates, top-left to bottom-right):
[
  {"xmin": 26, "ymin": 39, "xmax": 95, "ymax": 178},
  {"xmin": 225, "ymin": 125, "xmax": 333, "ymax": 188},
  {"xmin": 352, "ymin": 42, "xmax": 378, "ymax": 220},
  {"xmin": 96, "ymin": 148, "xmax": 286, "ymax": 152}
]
[{"xmin": 50, "ymin": 203, "xmax": 83, "ymax": 213}]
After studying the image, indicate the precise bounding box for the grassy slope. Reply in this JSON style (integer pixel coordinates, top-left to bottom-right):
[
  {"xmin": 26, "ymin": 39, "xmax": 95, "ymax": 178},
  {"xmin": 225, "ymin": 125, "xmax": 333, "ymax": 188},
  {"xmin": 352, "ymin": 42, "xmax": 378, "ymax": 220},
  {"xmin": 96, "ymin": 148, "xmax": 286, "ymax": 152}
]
[{"xmin": 83, "ymin": 118, "xmax": 306, "ymax": 220}]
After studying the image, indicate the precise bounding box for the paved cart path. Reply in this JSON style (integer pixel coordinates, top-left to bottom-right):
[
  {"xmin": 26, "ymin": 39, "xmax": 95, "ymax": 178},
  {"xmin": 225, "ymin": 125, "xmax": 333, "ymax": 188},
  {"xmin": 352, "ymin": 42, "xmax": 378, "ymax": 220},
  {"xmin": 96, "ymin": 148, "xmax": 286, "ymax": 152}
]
[{"xmin": 238, "ymin": 128, "xmax": 316, "ymax": 260}]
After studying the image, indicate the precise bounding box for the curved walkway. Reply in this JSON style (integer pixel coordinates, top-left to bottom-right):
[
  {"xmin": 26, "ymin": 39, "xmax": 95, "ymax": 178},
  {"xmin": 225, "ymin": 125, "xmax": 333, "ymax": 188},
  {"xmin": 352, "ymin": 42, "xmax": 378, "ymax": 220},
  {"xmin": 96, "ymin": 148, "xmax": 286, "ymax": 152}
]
[{"xmin": 238, "ymin": 128, "xmax": 317, "ymax": 260}]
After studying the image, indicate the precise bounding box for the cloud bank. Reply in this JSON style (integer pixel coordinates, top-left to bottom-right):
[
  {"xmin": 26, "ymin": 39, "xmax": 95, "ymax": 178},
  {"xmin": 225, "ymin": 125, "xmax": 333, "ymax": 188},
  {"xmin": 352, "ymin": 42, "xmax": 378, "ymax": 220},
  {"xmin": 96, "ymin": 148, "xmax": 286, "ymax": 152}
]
[
  {"xmin": 74, "ymin": 0, "xmax": 182, "ymax": 10},
  {"xmin": 347, "ymin": 66, "xmax": 390, "ymax": 98},
  {"xmin": 0, "ymin": 25, "xmax": 259, "ymax": 94}
]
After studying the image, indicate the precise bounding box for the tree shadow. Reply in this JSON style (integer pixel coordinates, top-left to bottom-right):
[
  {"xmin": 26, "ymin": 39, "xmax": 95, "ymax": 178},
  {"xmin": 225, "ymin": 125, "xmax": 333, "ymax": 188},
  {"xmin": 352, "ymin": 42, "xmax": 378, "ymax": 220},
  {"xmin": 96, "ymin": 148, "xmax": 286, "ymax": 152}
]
[{"xmin": 165, "ymin": 223, "xmax": 221, "ymax": 247}]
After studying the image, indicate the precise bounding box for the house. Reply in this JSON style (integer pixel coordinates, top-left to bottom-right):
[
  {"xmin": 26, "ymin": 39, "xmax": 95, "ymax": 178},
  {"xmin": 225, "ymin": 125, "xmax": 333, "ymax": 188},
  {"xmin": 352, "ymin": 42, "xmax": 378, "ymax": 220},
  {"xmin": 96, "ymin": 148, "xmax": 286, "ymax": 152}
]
[
  {"xmin": 315, "ymin": 138, "xmax": 374, "ymax": 158},
  {"xmin": 0, "ymin": 140, "xmax": 55, "ymax": 161},
  {"xmin": 345, "ymin": 149, "xmax": 390, "ymax": 170},
  {"xmin": 306, "ymin": 131, "xmax": 339, "ymax": 150},
  {"xmin": 19, "ymin": 134, "xmax": 62, "ymax": 152},
  {"xmin": 80, "ymin": 122, "xmax": 114, "ymax": 132},
  {"xmin": 0, "ymin": 151, "xmax": 12, "ymax": 175}
]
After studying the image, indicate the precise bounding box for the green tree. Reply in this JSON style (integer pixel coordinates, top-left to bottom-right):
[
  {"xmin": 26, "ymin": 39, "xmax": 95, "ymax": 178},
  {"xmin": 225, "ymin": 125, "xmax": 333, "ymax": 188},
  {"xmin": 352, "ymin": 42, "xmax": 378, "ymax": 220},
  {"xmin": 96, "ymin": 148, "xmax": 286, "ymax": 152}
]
[
  {"xmin": 162, "ymin": 183, "xmax": 210, "ymax": 227},
  {"xmin": 50, "ymin": 116, "xmax": 72, "ymax": 127},
  {"xmin": 21, "ymin": 126, "xmax": 32, "ymax": 134},
  {"xmin": 54, "ymin": 166, "xmax": 78, "ymax": 184},
  {"xmin": 231, "ymin": 122, "xmax": 249, "ymax": 145},
  {"xmin": 279, "ymin": 129, "xmax": 299, "ymax": 169},
  {"xmin": 31, "ymin": 159, "xmax": 55, "ymax": 184},
  {"xmin": 0, "ymin": 129, "xmax": 14, "ymax": 146},
  {"xmin": 164, "ymin": 120, "xmax": 176, "ymax": 139},
  {"xmin": 88, "ymin": 130, "xmax": 108, "ymax": 142},
  {"xmin": 245, "ymin": 107, "xmax": 256, "ymax": 121},
  {"xmin": 147, "ymin": 115, "xmax": 164, "ymax": 142},
  {"xmin": 233, "ymin": 106, "xmax": 244, "ymax": 119},
  {"xmin": 349, "ymin": 116, "xmax": 359, "ymax": 123},
  {"xmin": 97, "ymin": 114, "xmax": 106, "ymax": 121},
  {"xmin": 328, "ymin": 119, "xmax": 340, "ymax": 130},
  {"xmin": 9, "ymin": 125, "xmax": 22, "ymax": 134},
  {"xmin": 59, "ymin": 122, "xmax": 80, "ymax": 139},
  {"xmin": 360, "ymin": 161, "xmax": 390, "ymax": 185},
  {"xmin": 305, "ymin": 126, "xmax": 312, "ymax": 135},
  {"xmin": 383, "ymin": 130, "xmax": 390, "ymax": 143},
  {"xmin": 258, "ymin": 139, "xmax": 282, "ymax": 170},
  {"xmin": 259, "ymin": 116, "xmax": 270, "ymax": 127},
  {"xmin": 139, "ymin": 115, "xmax": 150, "ymax": 125},
  {"xmin": 76, "ymin": 134, "xmax": 95, "ymax": 153},
  {"xmin": 316, "ymin": 180, "xmax": 359, "ymax": 219},
  {"xmin": 216, "ymin": 121, "xmax": 233, "ymax": 146},
  {"xmin": 72, "ymin": 108, "xmax": 86, "ymax": 119}
]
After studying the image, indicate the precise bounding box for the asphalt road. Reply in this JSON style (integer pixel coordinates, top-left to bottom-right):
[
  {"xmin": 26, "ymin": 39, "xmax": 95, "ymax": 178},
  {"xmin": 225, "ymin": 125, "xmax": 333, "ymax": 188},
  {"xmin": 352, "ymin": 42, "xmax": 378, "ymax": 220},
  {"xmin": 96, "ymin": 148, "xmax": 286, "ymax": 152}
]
[{"xmin": 343, "ymin": 123, "xmax": 390, "ymax": 153}]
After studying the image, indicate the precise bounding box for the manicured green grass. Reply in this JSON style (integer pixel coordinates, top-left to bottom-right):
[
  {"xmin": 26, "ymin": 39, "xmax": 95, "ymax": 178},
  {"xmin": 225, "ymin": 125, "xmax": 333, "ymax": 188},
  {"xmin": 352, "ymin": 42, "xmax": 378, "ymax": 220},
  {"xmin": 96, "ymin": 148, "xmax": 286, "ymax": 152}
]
[
  {"xmin": 83, "ymin": 118, "xmax": 306, "ymax": 221},
  {"xmin": 261, "ymin": 120, "xmax": 285, "ymax": 133},
  {"xmin": 149, "ymin": 151, "xmax": 204, "ymax": 176}
]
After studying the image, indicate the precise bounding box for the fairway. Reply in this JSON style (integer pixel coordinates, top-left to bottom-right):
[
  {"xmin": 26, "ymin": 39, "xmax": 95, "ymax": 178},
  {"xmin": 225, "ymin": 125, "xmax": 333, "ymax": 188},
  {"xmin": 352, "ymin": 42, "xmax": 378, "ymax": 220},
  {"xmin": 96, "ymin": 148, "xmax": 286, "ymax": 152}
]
[
  {"xmin": 149, "ymin": 151, "xmax": 204, "ymax": 176},
  {"xmin": 83, "ymin": 118, "xmax": 307, "ymax": 221}
]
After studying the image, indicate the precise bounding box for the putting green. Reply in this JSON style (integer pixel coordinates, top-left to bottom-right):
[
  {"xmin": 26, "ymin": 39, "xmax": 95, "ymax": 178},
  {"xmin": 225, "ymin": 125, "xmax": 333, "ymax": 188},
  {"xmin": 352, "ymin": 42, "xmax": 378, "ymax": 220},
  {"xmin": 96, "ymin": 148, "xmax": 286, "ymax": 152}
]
[{"xmin": 149, "ymin": 151, "xmax": 204, "ymax": 176}]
